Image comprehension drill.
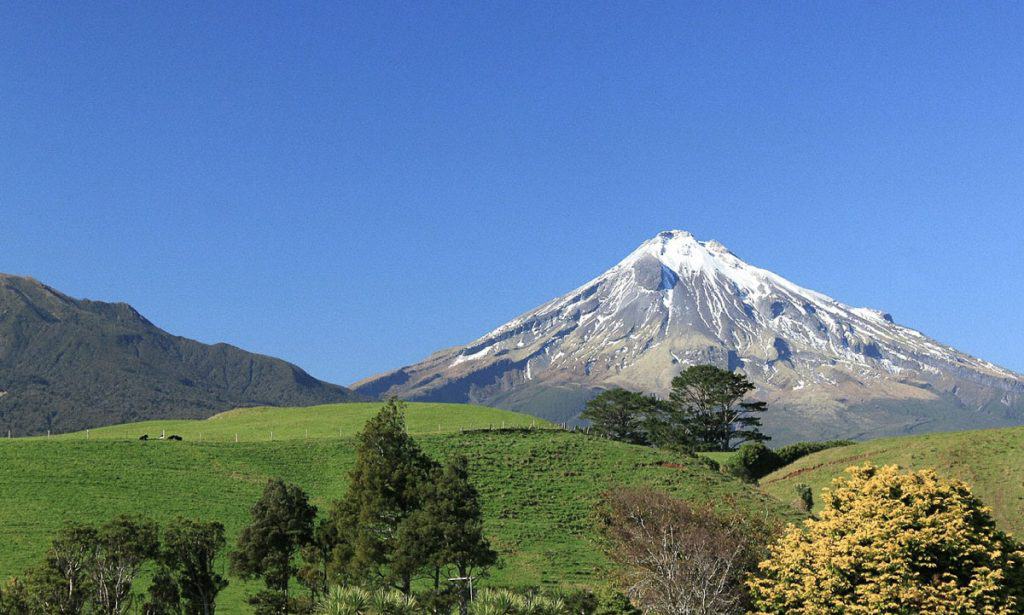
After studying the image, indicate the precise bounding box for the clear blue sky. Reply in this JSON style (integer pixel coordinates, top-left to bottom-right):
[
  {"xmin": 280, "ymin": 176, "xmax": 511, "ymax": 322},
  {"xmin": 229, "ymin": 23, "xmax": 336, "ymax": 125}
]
[{"xmin": 3, "ymin": 2, "xmax": 1023, "ymax": 384}]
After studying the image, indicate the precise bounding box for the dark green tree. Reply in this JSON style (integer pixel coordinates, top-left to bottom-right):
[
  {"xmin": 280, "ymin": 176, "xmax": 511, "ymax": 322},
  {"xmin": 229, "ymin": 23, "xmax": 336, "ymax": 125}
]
[
  {"xmin": 162, "ymin": 518, "xmax": 227, "ymax": 615},
  {"xmin": 141, "ymin": 568, "xmax": 181, "ymax": 615},
  {"xmin": 580, "ymin": 389, "xmax": 659, "ymax": 445},
  {"xmin": 230, "ymin": 478, "xmax": 317, "ymax": 613},
  {"xmin": 90, "ymin": 515, "xmax": 160, "ymax": 615},
  {"xmin": 326, "ymin": 398, "xmax": 436, "ymax": 593},
  {"xmin": 663, "ymin": 365, "xmax": 768, "ymax": 451},
  {"xmin": 295, "ymin": 518, "xmax": 334, "ymax": 603},
  {"xmin": 725, "ymin": 442, "xmax": 782, "ymax": 482},
  {"xmin": 398, "ymin": 455, "xmax": 498, "ymax": 612}
]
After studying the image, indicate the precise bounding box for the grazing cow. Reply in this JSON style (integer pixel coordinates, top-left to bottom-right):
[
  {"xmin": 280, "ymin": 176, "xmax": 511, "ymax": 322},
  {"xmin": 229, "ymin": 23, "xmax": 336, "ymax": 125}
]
[
  {"xmin": 139, "ymin": 434, "xmax": 149, "ymax": 441},
  {"xmin": 168, "ymin": 434, "xmax": 183, "ymax": 441}
]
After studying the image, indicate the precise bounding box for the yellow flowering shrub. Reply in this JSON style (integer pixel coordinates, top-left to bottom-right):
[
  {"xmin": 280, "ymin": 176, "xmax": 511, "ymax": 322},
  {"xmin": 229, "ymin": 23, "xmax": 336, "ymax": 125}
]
[{"xmin": 748, "ymin": 463, "xmax": 1024, "ymax": 614}]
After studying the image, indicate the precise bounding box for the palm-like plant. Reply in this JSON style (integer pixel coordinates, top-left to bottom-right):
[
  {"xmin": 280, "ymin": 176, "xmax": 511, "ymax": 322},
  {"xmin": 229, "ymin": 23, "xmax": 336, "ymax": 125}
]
[
  {"xmin": 317, "ymin": 586, "xmax": 372, "ymax": 615},
  {"xmin": 470, "ymin": 590, "xmax": 568, "ymax": 615},
  {"xmin": 317, "ymin": 587, "xmax": 421, "ymax": 615},
  {"xmin": 371, "ymin": 588, "xmax": 420, "ymax": 615}
]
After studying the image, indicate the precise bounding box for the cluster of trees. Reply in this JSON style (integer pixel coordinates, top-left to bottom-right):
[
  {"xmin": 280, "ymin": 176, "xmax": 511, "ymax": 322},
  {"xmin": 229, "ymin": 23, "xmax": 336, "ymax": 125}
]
[
  {"xmin": 0, "ymin": 516, "xmax": 226, "ymax": 615},
  {"xmin": 600, "ymin": 465, "xmax": 1024, "ymax": 615},
  {"xmin": 582, "ymin": 365, "xmax": 768, "ymax": 452},
  {"xmin": 229, "ymin": 398, "xmax": 498, "ymax": 614}
]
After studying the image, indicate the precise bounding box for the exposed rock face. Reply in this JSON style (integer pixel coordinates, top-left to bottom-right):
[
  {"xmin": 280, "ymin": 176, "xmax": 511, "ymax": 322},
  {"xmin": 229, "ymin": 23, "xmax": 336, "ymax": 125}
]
[
  {"xmin": 354, "ymin": 231, "xmax": 1024, "ymax": 443},
  {"xmin": 0, "ymin": 274, "xmax": 359, "ymax": 435}
]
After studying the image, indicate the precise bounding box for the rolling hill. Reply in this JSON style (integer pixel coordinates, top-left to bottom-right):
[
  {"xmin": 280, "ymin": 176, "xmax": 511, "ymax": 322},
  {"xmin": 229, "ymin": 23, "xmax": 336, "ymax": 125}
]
[
  {"xmin": 52, "ymin": 401, "xmax": 546, "ymax": 442},
  {"xmin": 760, "ymin": 425, "xmax": 1024, "ymax": 535},
  {"xmin": 0, "ymin": 402, "xmax": 793, "ymax": 614},
  {"xmin": 0, "ymin": 274, "xmax": 360, "ymax": 436},
  {"xmin": 354, "ymin": 231, "xmax": 1024, "ymax": 444}
]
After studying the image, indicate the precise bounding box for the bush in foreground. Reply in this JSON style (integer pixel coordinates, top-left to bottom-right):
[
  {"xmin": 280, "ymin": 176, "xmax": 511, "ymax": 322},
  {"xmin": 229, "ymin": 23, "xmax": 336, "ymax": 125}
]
[
  {"xmin": 600, "ymin": 487, "xmax": 776, "ymax": 615},
  {"xmin": 749, "ymin": 463, "xmax": 1024, "ymax": 614}
]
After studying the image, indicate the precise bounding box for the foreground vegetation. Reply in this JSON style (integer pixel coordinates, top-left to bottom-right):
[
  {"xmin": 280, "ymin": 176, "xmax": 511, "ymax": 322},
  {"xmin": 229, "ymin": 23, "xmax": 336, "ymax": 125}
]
[
  {"xmin": 751, "ymin": 463, "xmax": 1024, "ymax": 613},
  {"xmin": 0, "ymin": 404, "xmax": 788, "ymax": 613},
  {"xmin": 760, "ymin": 425, "xmax": 1024, "ymax": 535}
]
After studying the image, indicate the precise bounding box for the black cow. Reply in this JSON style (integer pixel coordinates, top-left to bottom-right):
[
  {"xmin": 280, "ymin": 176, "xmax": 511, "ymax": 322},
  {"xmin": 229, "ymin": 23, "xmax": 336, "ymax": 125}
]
[
  {"xmin": 139, "ymin": 434, "xmax": 149, "ymax": 441},
  {"xmin": 168, "ymin": 435, "xmax": 183, "ymax": 441}
]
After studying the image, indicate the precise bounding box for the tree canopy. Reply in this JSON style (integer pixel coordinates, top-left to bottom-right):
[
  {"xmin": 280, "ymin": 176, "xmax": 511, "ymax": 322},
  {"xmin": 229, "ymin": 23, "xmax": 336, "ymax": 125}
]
[
  {"xmin": 660, "ymin": 365, "xmax": 768, "ymax": 451},
  {"xmin": 580, "ymin": 389, "xmax": 659, "ymax": 445},
  {"xmin": 749, "ymin": 464, "xmax": 1024, "ymax": 613}
]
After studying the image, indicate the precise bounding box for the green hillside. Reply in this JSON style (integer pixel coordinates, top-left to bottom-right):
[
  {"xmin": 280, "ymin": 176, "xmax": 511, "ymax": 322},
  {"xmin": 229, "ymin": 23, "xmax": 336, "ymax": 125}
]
[
  {"xmin": 760, "ymin": 425, "xmax": 1024, "ymax": 535},
  {"xmin": 49, "ymin": 402, "xmax": 547, "ymax": 441},
  {"xmin": 0, "ymin": 403, "xmax": 792, "ymax": 614}
]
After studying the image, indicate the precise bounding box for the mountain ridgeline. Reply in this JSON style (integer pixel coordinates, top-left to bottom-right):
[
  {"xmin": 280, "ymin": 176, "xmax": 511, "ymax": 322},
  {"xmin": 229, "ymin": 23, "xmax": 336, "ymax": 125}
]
[
  {"xmin": 0, "ymin": 274, "xmax": 359, "ymax": 435},
  {"xmin": 354, "ymin": 231, "xmax": 1024, "ymax": 443}
]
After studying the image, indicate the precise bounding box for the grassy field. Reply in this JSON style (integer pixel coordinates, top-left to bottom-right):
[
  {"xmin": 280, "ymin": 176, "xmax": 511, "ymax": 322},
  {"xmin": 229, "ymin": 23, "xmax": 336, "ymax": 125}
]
[
  {"xmin": 760, "ymin": 425, "xmax": 1024, "ymax": 535},
  {"xmin": 47, "ymin": 402, "xmax": 546, "ymax": 442},
  {"xmin": 0, "ymin": 403, "xmax": 793, "ymax": 614}
]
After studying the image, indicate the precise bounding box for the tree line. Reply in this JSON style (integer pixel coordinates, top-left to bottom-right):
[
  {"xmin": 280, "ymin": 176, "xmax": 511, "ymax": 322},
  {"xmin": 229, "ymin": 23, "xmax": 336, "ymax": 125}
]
[
  {"xmin": 581, "ymin": 365, "xmax": 768, "ymax": 452},
  {"xmin": 0, "ymin": 516, "xmax": 225, "ymax": 615}
]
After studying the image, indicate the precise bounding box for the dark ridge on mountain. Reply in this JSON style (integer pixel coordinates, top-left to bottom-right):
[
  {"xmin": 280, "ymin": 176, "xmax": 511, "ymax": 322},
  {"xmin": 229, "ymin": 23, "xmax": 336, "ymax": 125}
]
[
  {"xmin": 0, "ymin": 274, "xmax": 359, "ymax": 435},
  {"xmin": 353, "ymin": 231, "xmax": 1024, "ymax": 444}
]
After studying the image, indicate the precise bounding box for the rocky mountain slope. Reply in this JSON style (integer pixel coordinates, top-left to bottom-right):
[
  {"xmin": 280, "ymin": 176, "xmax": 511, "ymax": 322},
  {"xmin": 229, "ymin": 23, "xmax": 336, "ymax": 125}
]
[
  {"xmin": 354, "ymin": 231, "xmax": 1024, "ymax": 443},
  {"xmin": 0, "ymin": 274, "xmax": 359, "ymax": 435}
]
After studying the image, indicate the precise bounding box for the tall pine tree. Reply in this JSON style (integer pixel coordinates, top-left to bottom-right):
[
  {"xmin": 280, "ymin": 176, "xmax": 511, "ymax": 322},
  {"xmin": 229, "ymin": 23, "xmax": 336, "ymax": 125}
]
[
  {"xmin": 397, "ymin": 455, "xmax": 498, "ymax": 604},
  {"xmin": 326, "ymin": 399, "xmax": 436, "ymax": 593}
]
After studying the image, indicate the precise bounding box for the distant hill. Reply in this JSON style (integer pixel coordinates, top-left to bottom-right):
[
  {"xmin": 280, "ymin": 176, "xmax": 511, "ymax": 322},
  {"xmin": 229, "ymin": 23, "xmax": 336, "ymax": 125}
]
[
  {"xmin": 354, "ymin": 231, "xmax": 1024, "ymax": 443},
  {"xmin": 53, "ymin": 401, "xmax": 549, "ymax": 441},
  {"xmin": 0, "ymin": 403, "xmax": 794, "ymax": 613},
  {"xmin": 0, "ymin": 274, "xmax": 359, "ymax": 435},
  {"xmin": 760, "ymin": 425, "xmax": 1024, "ymax": 535}
]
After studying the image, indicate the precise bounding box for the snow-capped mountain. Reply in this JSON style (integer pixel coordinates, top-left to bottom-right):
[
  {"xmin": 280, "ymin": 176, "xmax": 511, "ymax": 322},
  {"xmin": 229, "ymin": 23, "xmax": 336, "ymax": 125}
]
[{"xmin": 354, "ymin": 231, "xmax": 1024, "ymax": 443}]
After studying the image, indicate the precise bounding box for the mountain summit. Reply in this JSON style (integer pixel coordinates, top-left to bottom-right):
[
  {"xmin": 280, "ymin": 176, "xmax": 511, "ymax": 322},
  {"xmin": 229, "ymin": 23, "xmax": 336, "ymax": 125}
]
[{"xmin": 354, "ymin": 231, "xmax": 1024, "ymax": 442}]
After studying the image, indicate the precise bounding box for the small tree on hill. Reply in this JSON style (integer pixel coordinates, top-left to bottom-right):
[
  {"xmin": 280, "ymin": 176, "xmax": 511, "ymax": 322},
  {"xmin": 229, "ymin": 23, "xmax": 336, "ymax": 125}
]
[
  {"xmin": 749, "ymin": 464, "xmax": 1024, "ymax": 613},
  {"xmin": 581, "ymin": 389, "xmax": 659, "ymax": 445},
  {"xmin": 162, "ymin": 518, "xmax": 228, "ymax": 615},
  {"xmin": 230, "ymin": 478, "xmax": 317, "ymax": 613},
  {"xmin": 327, "ymin": 398, "xmax": 436, "ymax": 593},
  {"xmin": 661, "ymin": 365, "xmax": 768, "ymax": 451}
]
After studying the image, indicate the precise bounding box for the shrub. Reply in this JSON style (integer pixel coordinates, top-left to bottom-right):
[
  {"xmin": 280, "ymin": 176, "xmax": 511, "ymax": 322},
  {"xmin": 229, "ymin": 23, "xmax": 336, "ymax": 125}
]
[
  {"xmin": 723, "ymin": 442, "xmax": 781, "ymax": 482},
  {"xmin": 600, "ymin": 487, "xmax": 776, "ymax": 615},
  {"xmin": 749, "ymin": 464, "xmax": 1024, "ymax": 613},
  {"xmin": 774, "ymin": 440, "xmax": 854, "ymax": 466},
  {"xmin": 694, "ymin": 455, "xmax": 720, "ymax": 472},
  {"xmin": 0, "ymin": 578, "xmax": 30, "ymax": 615},
  {"xmin": 726, "ymin": 440, "xmax": 855, "ymax": 482},
  {"xmin": 591, "ymin": 587, "xmax": 640, "ymax": 615},
  {"xmin": 791, "ymin": 483, "xmax": 812, "ymax": 512}
]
